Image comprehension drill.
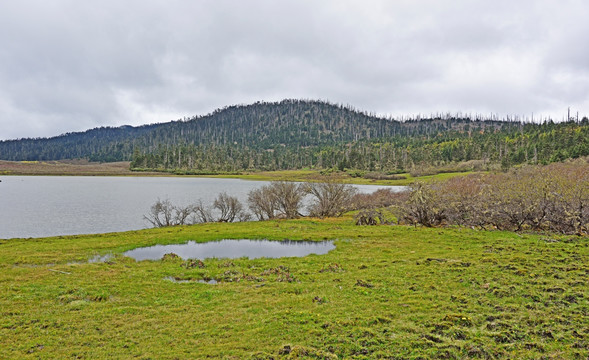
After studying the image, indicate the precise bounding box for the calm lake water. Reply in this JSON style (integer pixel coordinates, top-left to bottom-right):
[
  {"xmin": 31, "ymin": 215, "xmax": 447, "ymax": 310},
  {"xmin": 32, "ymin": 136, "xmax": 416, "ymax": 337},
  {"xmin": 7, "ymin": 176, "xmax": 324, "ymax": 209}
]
[{"xmin": 0, "ymin": 176, "xmax": 403, "ymax": 239}]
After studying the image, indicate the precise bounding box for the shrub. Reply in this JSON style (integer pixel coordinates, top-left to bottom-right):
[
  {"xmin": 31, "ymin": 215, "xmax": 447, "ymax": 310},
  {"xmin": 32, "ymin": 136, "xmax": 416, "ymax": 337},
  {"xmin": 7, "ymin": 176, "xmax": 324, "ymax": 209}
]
[
  {"xmin": 305, "ymin": 180, "xmax": 357, "ymax": 218},
  {"xmin": 247, "ymin": 181, "xmax": 305, "ymax": 220},
  {"xmin": 214, "ymin": 192, "xmax": 249, "ymax": 222},
  {"xmin": 351, "ymin": 188, "xmax": 406, "ymax": 210},
  {"xmin": 394, "ymin": 162, "xmax": 589, "ymax": 234},
  {"xmin": 143, "ymin": 198, "xmax": 195, "ymax": 227},
  {"xmin": 396, "ymin": 182, "xmax": 445, "ymax": 227}
]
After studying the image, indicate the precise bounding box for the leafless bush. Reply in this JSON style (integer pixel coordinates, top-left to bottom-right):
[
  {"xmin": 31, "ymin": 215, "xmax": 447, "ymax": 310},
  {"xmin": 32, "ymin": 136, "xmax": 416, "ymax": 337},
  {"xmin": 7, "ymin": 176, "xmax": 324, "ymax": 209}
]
[
  {"xmin": 394, "ymin": 162, "xmax": 589, "ymax": 234},
  {"xmin": 269, "ymin": 181, "xmax": 306, "ymax": 219},
  {"xmin": 396, "ymin": 182, "xmax": 445, "ymax": 227},
  {"xmin": 247, "ymin": 181, "xmax": 305, "ymax": 220},
  {"xmin": 144, "ymin": 198, "xmax": 195, "ymax": 227},
  {"xmin": 539, "ymin": 163, "xmax": 589, "ymax": 234},
  {"xmin": 436, "ymin": 174, "xmax": 489, "ymax": 228},
  {"xmin": 305, "ymin": 180, "xmax": 357, "ymax": 218},
  {"xmin": 247, "ymin": 187, "xmax": 277, "ymax": 220},
  {"xmin": 145, "ymin": 193, "xmax": 249, "ymax": 227},
  {"xmin": 350, "ymin": 188, "xmax": 408, "ymax": 226},
  {"xmin": 214, "ymin": 192, "xmax": 249, "ymax": 222},
  {"xmin": 192, "ymin": 199, "xmax": 213, "ymax": 223},
  {"xmin": 351, "ymin": 188, "xmax": 406, "ymax": 210}
]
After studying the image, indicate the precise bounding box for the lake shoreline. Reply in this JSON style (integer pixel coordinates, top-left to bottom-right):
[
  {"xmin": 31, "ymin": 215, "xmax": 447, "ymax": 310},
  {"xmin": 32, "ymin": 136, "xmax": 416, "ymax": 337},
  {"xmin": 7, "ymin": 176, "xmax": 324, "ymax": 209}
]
[{"xmin": 0, "ymin": 159, "xmax": 472, "ymax": 186}]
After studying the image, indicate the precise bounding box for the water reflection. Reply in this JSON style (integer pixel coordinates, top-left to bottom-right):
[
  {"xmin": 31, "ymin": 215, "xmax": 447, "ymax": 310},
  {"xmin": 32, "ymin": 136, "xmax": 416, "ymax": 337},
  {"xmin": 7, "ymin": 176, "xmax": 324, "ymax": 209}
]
[{"xmin": 124, "ymin": 239, "xmax": 335, "ymax": 261}]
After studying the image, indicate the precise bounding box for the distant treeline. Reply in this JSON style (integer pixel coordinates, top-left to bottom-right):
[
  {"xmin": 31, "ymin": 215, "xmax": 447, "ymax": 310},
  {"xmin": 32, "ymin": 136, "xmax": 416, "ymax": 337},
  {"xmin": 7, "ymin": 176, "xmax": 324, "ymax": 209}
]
[{"xmin": 1, "ymin": 99, "xmax": 588, "ymax": 172}]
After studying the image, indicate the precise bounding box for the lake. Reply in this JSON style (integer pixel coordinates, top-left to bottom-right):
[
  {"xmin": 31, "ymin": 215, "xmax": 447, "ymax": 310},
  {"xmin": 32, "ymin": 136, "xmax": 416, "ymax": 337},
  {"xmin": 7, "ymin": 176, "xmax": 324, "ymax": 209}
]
[{"xmin": 0, "ymin": 176, "xmax": 404, "ymax": 239}]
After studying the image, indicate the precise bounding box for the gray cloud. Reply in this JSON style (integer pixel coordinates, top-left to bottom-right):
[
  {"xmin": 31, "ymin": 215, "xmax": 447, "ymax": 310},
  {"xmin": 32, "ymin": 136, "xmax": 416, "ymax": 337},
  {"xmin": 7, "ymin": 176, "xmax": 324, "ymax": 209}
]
[{"xmin": 0, "ymin": 0, "xmax": 588, "ymax": 140}]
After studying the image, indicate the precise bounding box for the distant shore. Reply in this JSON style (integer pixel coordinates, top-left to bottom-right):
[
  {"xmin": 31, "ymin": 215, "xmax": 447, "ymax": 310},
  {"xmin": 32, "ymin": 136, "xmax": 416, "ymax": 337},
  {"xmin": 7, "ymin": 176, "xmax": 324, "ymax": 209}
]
[
  {"xmin": 0, "ymin": 160, "xmax": 149, "ymax": 177},
  {"xmin": 0, "ymin": 159, "xmax": 471, "ymax": 186}
]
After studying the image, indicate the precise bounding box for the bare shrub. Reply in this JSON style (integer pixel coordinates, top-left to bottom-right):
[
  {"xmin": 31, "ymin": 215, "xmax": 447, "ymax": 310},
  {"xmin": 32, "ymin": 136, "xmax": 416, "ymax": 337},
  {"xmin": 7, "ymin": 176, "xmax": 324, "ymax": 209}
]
[
  {"xmin": 271, "ymin": 181, "xmax": 306, "ymax": 219},
  {"xmin": 145, "ymin": 193, "xmax": 249, "ymax": 227},
  {"xmin": 476, "ymin": 165, "xmax": 588, "ymax": 233},
  {"xmin": 396, "ymin": 182, "xmax": 445, "ymax": 227},
  {"xmin": 487, "ymin": 169, "xmax": 553, "ymax": 231},
  {"xmin": 247, "ymin": 181, "xmax": 306, "ymax": 220},
  {"xmin": 305, "ymin": 180, "xmax": 357, "ymax": 218},
  {"xmin": 247, "ymin": 187, "xmax": 277, "ymax": 220},
  {"xmin": 214, "ymin": 192, "xmax": 248, "ymax": 222},
  {"xmin": 394, "ymin": 162, "xmax": 589, "ymax": 234},
  {"xmin": 436, "ymin": 174, "xmax": 489, "ymax": 228},
  {"xmin": 192, "ymin": 199, "xmax": 213, "ymax": 223},
  {"xmin": 540, "ymin": 163, "xmax": 589, "ymax": 234},
  {"xmin": 144, "ymin": 198, "xmax": 195, "ymax": 227},
  {"xmin": 351, "ymin": 188, "xmax": 406, "ymax": 210}
]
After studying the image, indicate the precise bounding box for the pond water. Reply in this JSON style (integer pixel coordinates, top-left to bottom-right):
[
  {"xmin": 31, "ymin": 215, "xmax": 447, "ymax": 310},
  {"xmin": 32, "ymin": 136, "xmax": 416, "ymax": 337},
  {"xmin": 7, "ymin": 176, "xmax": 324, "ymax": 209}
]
[
  {"xmin": 123, "ymin": 239, "xmax": 335, "ymax": 261},
  {"xmin": 0, "ymin": 176, "xmax": 404, "ymax": 239}
]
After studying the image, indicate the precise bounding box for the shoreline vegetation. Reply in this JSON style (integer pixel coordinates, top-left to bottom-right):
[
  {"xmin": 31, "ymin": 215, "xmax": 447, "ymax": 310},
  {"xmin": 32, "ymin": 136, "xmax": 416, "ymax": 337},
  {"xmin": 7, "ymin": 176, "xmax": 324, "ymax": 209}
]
[
  {"xmin": 143, "ymin": 161, "xmax": 588, "ymax": 235},
  {"xmin": 0, "ymin": 159, "xmax": 473, "ymax": 186}
]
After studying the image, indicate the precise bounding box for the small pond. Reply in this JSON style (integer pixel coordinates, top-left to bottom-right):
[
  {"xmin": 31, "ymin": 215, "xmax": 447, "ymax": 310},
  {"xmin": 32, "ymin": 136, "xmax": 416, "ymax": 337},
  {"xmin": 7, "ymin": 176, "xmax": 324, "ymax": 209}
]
[{"xmin": 123, "ymin": 239, "xmax": 335, "ymax": 261}]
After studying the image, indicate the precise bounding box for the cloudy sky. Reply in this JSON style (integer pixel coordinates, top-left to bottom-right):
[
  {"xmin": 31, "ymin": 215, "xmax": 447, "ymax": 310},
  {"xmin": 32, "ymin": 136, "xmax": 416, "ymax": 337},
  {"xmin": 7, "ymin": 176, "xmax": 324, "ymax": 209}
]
[{"xmin": 0, "ymin": 0, "xmax": 588, "ymax": 140}]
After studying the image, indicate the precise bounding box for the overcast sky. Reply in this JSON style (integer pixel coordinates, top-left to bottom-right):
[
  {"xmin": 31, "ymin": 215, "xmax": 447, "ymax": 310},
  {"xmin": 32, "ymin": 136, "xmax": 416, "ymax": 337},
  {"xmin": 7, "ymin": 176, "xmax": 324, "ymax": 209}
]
[{"xmin": 1, "ymin": 0, "xmax": 588, "ymax": 140}]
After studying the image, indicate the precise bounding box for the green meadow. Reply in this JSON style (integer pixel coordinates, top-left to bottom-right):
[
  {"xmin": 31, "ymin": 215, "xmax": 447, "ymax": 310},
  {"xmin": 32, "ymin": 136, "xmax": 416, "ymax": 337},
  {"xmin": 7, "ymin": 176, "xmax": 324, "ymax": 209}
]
[{"xmin": 1, "ymin": 217, "xmax": 587, "ymax": 359}]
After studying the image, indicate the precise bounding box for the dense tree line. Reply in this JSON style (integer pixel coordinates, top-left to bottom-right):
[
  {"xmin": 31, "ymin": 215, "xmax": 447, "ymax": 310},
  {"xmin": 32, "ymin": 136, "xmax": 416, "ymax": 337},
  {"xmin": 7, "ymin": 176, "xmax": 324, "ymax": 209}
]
[
  {"xmin": 1, "ymin": 99, "xmax": 588, "ymax": 171},
  {"xmin": 130, "ymin": 120, "xmax": 589, "ymax": 173}
]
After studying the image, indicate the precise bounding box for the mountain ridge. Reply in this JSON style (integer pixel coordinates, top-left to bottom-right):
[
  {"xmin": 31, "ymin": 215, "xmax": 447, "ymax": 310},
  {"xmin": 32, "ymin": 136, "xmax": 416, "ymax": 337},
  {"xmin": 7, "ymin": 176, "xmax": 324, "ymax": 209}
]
[{"xmin": 0, "ymin": 99, "xmax": 587, "ymax": 172}]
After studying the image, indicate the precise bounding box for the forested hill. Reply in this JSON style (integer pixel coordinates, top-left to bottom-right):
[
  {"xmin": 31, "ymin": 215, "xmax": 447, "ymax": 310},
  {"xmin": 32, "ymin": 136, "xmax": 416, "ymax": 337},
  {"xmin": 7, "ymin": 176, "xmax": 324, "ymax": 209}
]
[
  {"xmin": 0, "ymin": 123, "xmax": 164, "ymax": 162},
  {"xmin": 1, "ymin": 99, "xmax": 588, "ymax": 172}
]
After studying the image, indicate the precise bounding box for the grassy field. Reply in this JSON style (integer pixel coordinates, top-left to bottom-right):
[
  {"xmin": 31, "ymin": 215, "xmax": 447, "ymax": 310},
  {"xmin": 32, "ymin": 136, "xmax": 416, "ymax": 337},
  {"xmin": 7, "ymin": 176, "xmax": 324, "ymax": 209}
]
[
  {"xmin": 0, "ymin": 160, "xmax": 470, "ymax": 186},
  {"xmin": 1, "ymin": 217, "xmax": 587, "ymax": 359}
]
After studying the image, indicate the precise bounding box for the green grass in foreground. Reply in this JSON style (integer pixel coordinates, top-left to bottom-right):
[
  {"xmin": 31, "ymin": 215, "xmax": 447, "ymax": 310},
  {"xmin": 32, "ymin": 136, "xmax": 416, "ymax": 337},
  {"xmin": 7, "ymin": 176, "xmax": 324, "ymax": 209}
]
[{"xmin": 0, "ymin": 218, "xmax": 587, "ymax": 359}]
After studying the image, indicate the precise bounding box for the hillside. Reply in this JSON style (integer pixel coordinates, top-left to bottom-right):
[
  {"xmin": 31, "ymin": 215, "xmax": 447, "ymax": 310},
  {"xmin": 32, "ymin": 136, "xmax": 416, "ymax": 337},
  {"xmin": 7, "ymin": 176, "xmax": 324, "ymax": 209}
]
[{"xmin": 0, "ymin": 99, "xmax": 588, "ymax": 172}]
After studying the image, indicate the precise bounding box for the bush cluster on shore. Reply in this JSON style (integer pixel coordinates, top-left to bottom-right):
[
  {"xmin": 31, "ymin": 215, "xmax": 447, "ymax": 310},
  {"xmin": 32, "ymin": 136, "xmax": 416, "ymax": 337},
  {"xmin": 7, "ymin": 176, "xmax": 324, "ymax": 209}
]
[
  {"xmin": 144, "ymin": 180, "xmax": 358, "ymax": 227},
  {"xmin": 146, "ymin": 160, "xmax": 588, "ymax": 235},
  {"xmin": 390, "ymin": 161, "xmax": 589, "ymax": 235}
]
